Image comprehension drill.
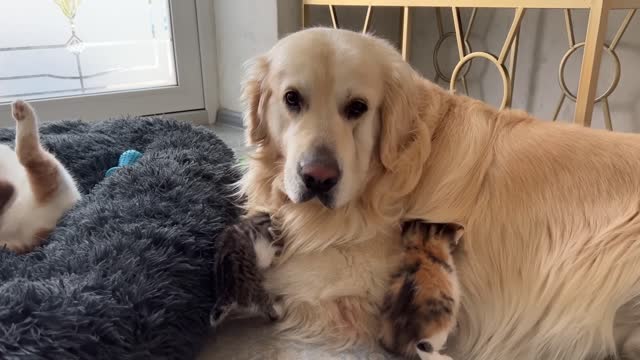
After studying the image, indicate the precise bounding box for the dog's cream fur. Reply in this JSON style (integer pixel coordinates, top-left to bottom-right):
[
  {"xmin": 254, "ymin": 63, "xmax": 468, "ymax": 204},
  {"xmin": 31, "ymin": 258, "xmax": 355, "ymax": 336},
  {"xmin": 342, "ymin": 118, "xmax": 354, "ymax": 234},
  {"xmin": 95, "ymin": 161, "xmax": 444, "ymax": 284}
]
[
  {"xmin": 240, "ymin": 28, "xmax": 640, "ymax": 360},
  {"xmin": 0, "ymin": 101, "xmax": 80, "ymax": 253}
]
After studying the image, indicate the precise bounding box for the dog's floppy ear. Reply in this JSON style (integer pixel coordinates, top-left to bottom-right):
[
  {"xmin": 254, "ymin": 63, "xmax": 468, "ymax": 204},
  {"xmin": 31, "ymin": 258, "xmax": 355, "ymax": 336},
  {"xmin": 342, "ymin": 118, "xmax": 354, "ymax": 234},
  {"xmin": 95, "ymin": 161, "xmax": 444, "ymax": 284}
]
[
  {"xmin": 241, "ymin": 55, "xmax": 271, "ymax": 146},
  {"xmin": 365, "ymin": 58, "xmax": 431, "ymax": 219},
  {"xmin": 377, "ymin": 59, "xmax": 431, "ymax": 195}
]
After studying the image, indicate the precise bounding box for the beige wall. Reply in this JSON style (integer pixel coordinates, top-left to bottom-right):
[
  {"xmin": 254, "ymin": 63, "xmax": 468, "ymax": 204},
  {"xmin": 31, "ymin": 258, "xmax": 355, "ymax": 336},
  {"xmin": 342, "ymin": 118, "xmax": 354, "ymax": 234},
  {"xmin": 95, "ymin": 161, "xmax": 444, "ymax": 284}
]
[
  {"xmin": 213, "ymin": 0, "xmax": 300, "ymax": 114},
  {"xmin": 213, "ymin": 0, "xmax": 279, "ymax": 112},
  {"xmin": 306, "ymin": 6, "xmax": 640, "ymax": 132}
]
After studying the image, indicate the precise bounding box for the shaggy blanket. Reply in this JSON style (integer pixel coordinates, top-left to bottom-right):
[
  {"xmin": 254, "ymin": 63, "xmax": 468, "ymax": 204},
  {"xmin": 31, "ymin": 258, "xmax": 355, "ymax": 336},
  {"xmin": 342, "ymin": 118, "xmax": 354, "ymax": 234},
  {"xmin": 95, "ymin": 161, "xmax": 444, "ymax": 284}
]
[{"xmin": 0, "ymin": 118, "xmax": 241, "ymax": 359}]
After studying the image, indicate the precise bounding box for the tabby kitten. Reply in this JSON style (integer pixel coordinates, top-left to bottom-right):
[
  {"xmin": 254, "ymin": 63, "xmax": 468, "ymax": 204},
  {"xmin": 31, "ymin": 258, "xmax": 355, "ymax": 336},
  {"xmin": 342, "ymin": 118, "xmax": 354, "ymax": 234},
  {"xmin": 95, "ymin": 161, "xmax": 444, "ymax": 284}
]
[
  {"xmin": 379, "ymin": 221, "xmax": 464, "ymax": 360},
  {"xmin": 209, "ymin": 212, "xmax": 284, "ymax": 327}
]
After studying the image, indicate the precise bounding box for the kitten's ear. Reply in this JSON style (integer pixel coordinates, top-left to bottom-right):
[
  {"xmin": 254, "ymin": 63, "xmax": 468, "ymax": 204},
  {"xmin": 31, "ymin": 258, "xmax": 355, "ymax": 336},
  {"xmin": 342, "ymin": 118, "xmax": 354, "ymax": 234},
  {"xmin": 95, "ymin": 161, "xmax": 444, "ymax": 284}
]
[
  {"xmin": 0, "ymin": 179, "xmax": 15, "ymax": 214},
  {"xmin": 450, "ymin": 224, "xmax": 464, "ymax": 246}
]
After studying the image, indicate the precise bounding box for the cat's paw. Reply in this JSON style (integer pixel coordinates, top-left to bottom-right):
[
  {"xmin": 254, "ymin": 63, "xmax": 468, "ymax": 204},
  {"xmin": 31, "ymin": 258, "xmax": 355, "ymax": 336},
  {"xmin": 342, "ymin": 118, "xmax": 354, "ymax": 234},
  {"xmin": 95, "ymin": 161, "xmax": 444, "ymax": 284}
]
[
  {"xmin": 400, "ymin": 220, "xmax": 425, "ymax": 248},
  {"xmin": 416, "ymin": 341, "xmax": 453, "ymax": 360},
  {"xmin": 11, "ymin": 100, "xmax": 33, "ymax": 122},
  {"xmin": 254, "ymin": 235, "xmax": 280, "ymax": 269},
  {"xmin": 268, "ymin": 228, "xmax": 284, "ymax": 257},
  {"xmin": 266, "ymin": 296, "xmax": 285, "ymax": 321},
  {"xmin": 209, "ymin": 302, "xmax": 236, "ymax": 328}
]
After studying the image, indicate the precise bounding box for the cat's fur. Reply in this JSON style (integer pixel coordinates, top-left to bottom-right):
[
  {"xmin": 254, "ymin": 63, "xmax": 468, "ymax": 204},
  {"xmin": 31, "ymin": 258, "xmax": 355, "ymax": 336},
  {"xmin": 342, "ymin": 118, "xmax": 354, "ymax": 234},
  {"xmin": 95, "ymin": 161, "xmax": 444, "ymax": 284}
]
[
  {"xmin": 210, "ymin": 213, "xmax": 284, "ymax": 327},
  {"xmin": 0, "ymin": 100, "xmax": 81, "ymax": 253},
  {"xmin": 379, "ymin": 222, "xmax": 464, "ymax": 360}
]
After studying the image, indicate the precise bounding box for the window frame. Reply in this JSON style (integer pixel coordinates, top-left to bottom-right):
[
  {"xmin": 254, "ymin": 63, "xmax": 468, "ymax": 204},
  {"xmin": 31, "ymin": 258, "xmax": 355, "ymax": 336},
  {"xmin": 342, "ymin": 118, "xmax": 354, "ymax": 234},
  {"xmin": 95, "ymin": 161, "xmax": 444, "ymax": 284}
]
[{"xmin": 0, "ymin": 0, "xmax": 208, "ymax": 126}]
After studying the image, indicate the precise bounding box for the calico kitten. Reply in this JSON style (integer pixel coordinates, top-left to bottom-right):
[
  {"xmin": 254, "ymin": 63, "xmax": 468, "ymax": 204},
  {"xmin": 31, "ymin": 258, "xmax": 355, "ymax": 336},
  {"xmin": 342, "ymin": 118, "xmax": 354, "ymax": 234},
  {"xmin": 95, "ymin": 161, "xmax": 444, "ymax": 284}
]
[
  {"xmin": 0, "ymin": 100, "xmax": 81, "ymax": 253},
  {"xmin": 379, "ymin": 221, "xmax": 464, "ymax": 360},
  {"xmin": 210, "ymin": 212, "xmax": 284, "ymax": 327}
]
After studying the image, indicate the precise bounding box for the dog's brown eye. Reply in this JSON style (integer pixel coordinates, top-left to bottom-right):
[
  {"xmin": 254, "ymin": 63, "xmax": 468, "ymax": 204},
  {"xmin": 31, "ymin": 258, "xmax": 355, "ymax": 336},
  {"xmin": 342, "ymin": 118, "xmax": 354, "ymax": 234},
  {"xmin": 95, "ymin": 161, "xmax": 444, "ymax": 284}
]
[
  {"xmin": 284, "ymin": 90, "xmax": 303, "ymax": 112},
  {"xmin": 344, "ymin": 99, "xmax": 368, "ymax": 120}
]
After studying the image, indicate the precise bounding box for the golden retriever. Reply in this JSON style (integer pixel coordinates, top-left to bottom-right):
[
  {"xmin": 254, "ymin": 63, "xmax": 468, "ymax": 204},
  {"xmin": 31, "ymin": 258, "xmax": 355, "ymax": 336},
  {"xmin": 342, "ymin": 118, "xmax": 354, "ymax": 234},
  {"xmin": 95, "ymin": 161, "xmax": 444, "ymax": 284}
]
[{"xmin": 239, "ymin": 27, "xmax": 640, "ymax": 360}]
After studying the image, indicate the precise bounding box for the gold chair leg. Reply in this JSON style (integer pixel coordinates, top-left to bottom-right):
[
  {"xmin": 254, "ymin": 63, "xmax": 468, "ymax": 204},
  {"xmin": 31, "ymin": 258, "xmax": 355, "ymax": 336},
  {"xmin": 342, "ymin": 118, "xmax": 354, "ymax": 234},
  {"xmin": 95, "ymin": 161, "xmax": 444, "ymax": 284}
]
[
  {"xmin": 451, "ymin": 7, "xmax": 465, "ymax": 61},
  {"xmin": 401, "ymin": 6, "xmax": 411, "ymax": 61},
  {"xmin": 602, "ymin": 98, "xmax": 613, "ymax": 131},
  {"xmin": 575, "ymin": 0, "xmax": 609, "ymax": 127},
  {"xmin": 508, "ymin": 31, "xmax": 520, "ymax": 106},
  {"xmin": 329, "ymin": 5, "xmax": 339, "ymax": 29},
  {"xmin": 302, "ymin": 4, "xmax": 308, "ymax": 29},
  {"xmin": 362, "ymin": 5, "xmax": 373, "ymax": 34}
]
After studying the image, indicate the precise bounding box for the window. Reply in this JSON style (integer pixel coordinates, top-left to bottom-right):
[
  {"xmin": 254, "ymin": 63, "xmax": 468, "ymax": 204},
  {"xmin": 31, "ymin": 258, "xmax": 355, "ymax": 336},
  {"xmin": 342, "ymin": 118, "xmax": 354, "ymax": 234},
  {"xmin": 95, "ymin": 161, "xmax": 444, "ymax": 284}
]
[{"xmin": 0, "ymin": 0, "xmax": 206, "ymax": 124}]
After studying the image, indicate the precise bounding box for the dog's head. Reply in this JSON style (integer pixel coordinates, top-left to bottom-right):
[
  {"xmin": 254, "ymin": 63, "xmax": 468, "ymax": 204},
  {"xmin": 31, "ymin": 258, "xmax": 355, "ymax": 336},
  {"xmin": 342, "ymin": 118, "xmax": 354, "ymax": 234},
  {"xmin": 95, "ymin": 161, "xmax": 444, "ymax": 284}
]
[{"xmin": 242, "ymin": 28, "xmax": 432, "ymax": 211}]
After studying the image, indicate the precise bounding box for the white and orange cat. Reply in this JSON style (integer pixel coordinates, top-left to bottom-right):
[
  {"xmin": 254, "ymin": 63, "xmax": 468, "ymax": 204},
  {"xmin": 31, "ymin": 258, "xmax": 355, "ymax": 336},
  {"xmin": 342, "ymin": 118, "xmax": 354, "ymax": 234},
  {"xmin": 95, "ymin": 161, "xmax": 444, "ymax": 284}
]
[{"xmin": 0, "ymin": 100, "xmax": 80, "ymax": 253}]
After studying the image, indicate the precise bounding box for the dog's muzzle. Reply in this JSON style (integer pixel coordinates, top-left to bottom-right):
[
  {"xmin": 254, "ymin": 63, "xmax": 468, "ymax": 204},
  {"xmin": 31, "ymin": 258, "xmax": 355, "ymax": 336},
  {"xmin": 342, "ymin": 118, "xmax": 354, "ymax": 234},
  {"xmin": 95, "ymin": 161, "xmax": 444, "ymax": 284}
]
[{"xmin": 297, "ymin": 146, "xmax": 341, "ymax": 208}]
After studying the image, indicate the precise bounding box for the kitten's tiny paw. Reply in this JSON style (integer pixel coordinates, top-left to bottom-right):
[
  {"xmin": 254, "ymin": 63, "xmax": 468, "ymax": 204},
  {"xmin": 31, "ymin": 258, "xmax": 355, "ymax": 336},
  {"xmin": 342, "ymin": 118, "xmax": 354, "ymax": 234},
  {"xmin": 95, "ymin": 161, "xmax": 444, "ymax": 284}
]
[
  {"xmin": 416, "ymin": 341, "xmax": 453, "ymax": 360},
  {"xmin": 11, "ymin": 100, "xmax": 31, "ymax": 122},
  {"xmin": 416, "ymin": 340, "xmax": 433, "ymax": 354},
  {"xmin": 209, "ymin": 302, "xmax": 235, "ymax": 328},
  {"xmin": 254, "ymin": 237, "xmax": 279, "ymax": 269},
  {"xmin": 269, "ymin": 229, "xmax": 284, "ymax": 257},
  {"xmin": 401, "ymin": 221, "xmax": 423, "ymax": 247},
  {"xmin": 267, "ymin": 298, "xmax": 285, "ymax": 321},
  {"xmin": 209, "ymin": 311, "xmax": 224, "ymax": 328}
]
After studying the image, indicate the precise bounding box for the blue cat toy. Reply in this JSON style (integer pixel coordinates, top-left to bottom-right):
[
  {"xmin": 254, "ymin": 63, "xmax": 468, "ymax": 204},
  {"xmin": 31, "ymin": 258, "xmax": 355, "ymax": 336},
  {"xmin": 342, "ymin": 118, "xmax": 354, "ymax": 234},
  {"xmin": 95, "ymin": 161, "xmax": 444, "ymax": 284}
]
[{"xmin": 105, "ymin": 150, "xmax": 143, "ymax": 177}]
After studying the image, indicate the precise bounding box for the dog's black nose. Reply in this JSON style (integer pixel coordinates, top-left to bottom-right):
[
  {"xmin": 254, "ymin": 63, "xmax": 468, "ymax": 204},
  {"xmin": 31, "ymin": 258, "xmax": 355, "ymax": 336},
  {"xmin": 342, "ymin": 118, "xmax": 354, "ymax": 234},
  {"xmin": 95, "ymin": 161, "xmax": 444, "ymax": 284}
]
[{"xmin": 298, "ymin": 147, "xmax": 340, "ymax": 194}]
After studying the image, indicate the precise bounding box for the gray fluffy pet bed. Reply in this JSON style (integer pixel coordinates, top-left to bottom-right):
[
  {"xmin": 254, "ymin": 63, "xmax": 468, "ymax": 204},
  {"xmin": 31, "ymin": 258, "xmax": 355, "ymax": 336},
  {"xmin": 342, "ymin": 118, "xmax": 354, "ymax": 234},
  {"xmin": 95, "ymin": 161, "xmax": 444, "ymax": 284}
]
[{"xmin": 0, "ymin": 118, "xmax": 241, "ymax": 359}]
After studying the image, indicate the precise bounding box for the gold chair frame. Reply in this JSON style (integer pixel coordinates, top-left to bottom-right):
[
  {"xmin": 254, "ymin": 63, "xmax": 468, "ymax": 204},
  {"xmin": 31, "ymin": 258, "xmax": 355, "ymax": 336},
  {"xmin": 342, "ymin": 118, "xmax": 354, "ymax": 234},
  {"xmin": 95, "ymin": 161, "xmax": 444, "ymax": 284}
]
[{"xmin": 302, "ymin": 0, "xmax": 640, "ymax": 129}]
